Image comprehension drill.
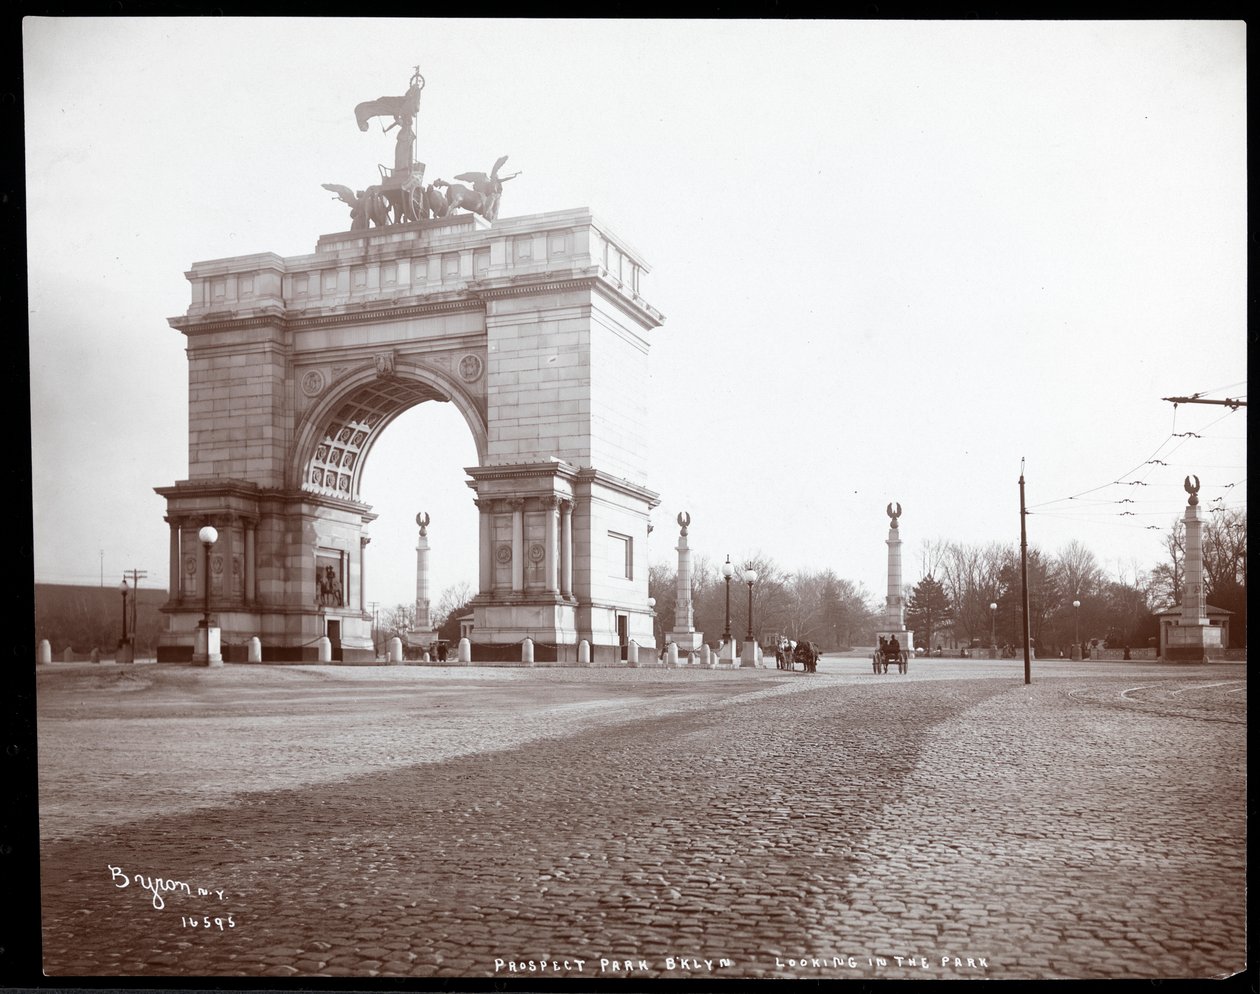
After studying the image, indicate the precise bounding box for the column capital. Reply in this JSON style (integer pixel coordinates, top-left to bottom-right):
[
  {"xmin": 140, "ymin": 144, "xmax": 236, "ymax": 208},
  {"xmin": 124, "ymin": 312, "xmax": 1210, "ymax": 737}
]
[
  {"xmin": 360, "ymin": 535, "xmax": 372, "ymax": 547},
  {"xmin": 506, "ymin": 497, "xmax": 526, "ymax": 512},
  {"xmin": 541, "ymin": 494, "xmax": 562, "ymax": 511},
  {"xmin": 559, "ymin": 497, "xmax": 574, "ymax": 516}
]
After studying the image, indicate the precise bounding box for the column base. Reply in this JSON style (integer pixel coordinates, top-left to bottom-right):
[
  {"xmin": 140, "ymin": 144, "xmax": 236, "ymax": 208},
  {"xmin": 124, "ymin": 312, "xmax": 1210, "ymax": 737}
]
[{"xmin": 192, "ymin": 625, "xmax": 223, "ymax": 667}]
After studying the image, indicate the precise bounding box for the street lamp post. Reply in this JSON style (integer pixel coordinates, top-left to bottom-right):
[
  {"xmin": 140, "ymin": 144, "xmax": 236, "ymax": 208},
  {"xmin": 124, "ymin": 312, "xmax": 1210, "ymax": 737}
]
[
  {"xmin": 721, "ymin": 555, "xmax": 734, "ymax": 661},
  {"xmin": 1072, "ymin": 599, "xmax": 1081, "ymax": 660},
  {"xmin": 989, "ymin": 602, "xmax": 997, "ymax": 655},
  {"xmin": 118, "ymin": 579, "xmax": 131, "ymax": 662},
  {"xmin": 741, "ymin": 567, "xmax": 758, "ymax": 667},
  {"xmin": 194, "ymin": 525, "xmax": 222, "ymax": 666}
]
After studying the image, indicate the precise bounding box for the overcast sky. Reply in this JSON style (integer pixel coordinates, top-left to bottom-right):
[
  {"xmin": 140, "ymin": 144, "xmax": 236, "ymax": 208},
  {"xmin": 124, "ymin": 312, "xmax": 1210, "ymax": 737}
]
[{"xmin": 25, "ymin": 18, "xmax": 1247, "ymax": 612}]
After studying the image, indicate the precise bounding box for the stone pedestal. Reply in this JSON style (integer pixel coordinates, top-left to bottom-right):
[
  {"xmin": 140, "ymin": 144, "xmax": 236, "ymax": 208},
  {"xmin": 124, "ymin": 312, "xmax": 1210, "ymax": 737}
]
[
  {"xmin": 192, "ymin": 625, "xmax": 223, "ymax": 667},
  {"xmin": 1164, "ymin": 621, "xmax": 1223, "ymax": 662},
  {"xmin": 666, "ymin": 630, "xmax": 705, "ymax": 654}
]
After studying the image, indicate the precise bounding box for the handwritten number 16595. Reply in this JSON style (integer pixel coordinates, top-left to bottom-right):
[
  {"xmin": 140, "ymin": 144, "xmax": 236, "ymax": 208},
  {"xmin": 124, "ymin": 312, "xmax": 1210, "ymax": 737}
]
[{"xmin": 182, "ymin": 916, "xmax": 235, "ymax": 930}]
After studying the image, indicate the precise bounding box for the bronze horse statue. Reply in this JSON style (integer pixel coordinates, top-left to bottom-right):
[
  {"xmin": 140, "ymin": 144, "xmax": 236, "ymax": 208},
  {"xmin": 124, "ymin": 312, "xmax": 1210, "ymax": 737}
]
[
  {"xmin": 433, "ymin": 155, "xmax": 519, "ymax": 221},
  {"xmin": 322, "ymin": 184, "xmax": 391, "ymax": 230}
]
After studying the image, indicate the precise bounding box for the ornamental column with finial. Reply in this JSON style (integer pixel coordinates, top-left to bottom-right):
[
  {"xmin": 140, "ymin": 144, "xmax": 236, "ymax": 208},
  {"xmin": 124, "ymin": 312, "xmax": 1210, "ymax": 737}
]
[
  {"xmin": 415, "ymin": 511, "xmax": 432, "ymax": 631},
  {"xmin": 665, "ymin": 511, "xmax": 704, "ymax": 658},
  {"xmin": 885, "ymin": 502, "xmax": 905, "ymax": 631},
  {"xmin": 1164, "ymin": 475, "xmax": 1221, "ymax": 661},
  {"xmin": 1181, "ymin": 476, "xmax": 1206, "ymax": 626}
]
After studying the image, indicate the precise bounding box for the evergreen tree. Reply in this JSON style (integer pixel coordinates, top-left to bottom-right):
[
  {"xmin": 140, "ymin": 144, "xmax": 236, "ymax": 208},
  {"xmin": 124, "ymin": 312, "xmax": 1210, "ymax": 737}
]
[{"xmin": 905, "ymin": 574, "xmax": 952, "ymax": 651}]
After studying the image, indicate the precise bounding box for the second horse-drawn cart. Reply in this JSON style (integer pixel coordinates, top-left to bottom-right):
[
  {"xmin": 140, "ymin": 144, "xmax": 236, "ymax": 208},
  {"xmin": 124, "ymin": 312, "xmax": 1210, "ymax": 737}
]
[{"xmin": 872, "ymin": 644, "xmax": 909, "ymax": 674}]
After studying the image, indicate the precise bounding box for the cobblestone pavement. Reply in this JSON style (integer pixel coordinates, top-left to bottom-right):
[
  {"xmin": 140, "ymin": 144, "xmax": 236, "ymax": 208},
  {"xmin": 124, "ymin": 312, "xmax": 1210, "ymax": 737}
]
[{"xmin": 36, "ymin": 658, "xmax": 1245, "ymax": 980}]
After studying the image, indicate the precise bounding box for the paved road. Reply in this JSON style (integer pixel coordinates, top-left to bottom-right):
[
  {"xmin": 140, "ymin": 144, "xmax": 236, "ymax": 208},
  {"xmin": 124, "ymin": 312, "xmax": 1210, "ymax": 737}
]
[{"xmin": 36, "ymin": 659, "xmax": 1245, "ymax": 980}]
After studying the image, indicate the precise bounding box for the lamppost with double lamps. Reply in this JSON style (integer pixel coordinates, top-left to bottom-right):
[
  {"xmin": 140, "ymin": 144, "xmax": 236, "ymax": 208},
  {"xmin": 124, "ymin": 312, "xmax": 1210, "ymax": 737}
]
[
  {"xmin": 721, "ymin": 555, "xmax": 734, "ymax": 661},
  {"xmin": 118, "ymin": 579, "xmax": 131, "ymax": 662},
  {"xmin": 989, "ymin": 601, "xmax": 997, "ymax": 656},
  {"xmin": 741, "ymin": 566, "xmax": 759, "ymax": 667},
  {"xmin": 194, "ymin": 525, "xmax": 222, "ymax": 666},
  {"xmin": 1072, "ymin": 599, "xmax": 1081, "ymax": 659}
]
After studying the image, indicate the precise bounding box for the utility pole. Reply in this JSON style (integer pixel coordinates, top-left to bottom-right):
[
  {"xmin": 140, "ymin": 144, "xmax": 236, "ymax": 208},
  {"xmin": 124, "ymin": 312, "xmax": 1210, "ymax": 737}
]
[
  {"xmin": 124, "ymin": 568, "xmax": 148, "ymax": 655},
  {"xmin": 1019, "ymin": 458, "xmax": 1031, "ymax": 685}
]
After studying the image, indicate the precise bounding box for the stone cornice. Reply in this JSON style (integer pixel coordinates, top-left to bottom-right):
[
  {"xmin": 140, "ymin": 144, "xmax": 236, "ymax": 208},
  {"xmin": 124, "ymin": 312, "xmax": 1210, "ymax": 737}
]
[
  {"xmin": 466, "ymin": 460, "xmax": 582, "ymax": 484},
  {"xmin": 572, "ymin": 468, "xmax": 661, "ymax": 507},
  {"xmin": 475, "ymin": 273, "xmax": 664, "ymax": 330},
  {"xmin": 170, "ymin": 272, "xmax": 663, "ymax": 337},
  {"xmin": 168, "ymin": 309, "xmax": 287, "ymax": 335}
]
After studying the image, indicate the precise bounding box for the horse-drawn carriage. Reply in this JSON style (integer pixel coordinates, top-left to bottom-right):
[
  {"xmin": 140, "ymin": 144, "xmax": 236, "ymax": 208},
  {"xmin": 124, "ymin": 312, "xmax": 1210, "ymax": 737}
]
[
  {"xmin": 872, "ymin": 642, "xmax": 909, "ymax": 674},
  {"xmin": 775, "ymin": 639, "xmax": 821, "ymax": 673}
]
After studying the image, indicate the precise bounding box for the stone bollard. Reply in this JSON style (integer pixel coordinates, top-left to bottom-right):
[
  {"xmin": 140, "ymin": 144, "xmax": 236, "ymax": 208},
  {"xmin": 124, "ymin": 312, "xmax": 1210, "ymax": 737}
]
[
  {"xmin": 37, "ymin": 640, "xmax": 51, "ymax": 665},
  {"xmin": 458, "ymin": 637, "xmax": 472, "ymax": 664},
  {"xmin": 686, "ymin": 651, "xmax": 697, "ymax": 666},
  {"xmin": 62, "ymin": 648, "xmax": 75, "ymax": 663},
  {"xmin": 316, "ymin": 636, "xmax": 332, "ymax": 663},
  {"xmin": 522, "ymin": 638, "xmax": 535, "ymax": 666},
  {"xmin": 387, "ymin": 637, "xmax": 403, "ymax": 663},
  {"xmin": 578, "ymin": 639, "xmax": 591, "ymax": 665},
  {"xmin": 422, "ymin": 650, "xmax": 431, "ymax": 664},
  {"xmin": 627, "ymin": 640, "xmax": 639, "ymax": 667},
  {"xmin": 666, "ymin": 643, "xmax": 679, "ymax": 667},
  {"xmin": 247, "ymin": 637, "xmax": 262, "ymax": 663}
]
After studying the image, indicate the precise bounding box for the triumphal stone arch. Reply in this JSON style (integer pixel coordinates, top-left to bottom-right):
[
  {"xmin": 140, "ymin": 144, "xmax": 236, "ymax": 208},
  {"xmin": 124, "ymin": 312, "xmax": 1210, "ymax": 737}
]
[{"xmin": 157, "ymin": 208, "xmax": 663, "ymax": 663}]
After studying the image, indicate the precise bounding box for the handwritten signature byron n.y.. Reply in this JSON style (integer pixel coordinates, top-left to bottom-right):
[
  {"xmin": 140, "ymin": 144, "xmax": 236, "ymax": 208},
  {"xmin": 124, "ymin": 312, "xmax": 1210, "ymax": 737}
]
[{"xmin": 107, "ymin": 863, "xmax": 225, "ymax": 910}]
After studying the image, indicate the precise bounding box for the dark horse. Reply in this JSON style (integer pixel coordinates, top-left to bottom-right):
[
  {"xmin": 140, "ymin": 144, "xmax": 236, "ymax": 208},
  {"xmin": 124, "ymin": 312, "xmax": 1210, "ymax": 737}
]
[{"xmin": 794, "ymin": 641, "xmax": 820, "ymax": 673}]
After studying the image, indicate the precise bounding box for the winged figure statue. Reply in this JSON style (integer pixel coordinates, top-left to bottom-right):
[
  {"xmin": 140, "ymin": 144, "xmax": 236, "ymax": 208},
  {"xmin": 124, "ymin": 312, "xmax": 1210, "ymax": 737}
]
[{"xmin": 437, "ymin": 155, "xmax": 520, "ymax": 221}]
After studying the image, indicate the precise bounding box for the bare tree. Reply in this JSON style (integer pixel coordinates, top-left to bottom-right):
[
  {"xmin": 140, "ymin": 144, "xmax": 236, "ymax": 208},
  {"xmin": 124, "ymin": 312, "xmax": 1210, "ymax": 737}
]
[
  {"xmin": 433, "ymin": 581, "xmax": 474, "ymax": 628},
  {"xmin": 1149, "ymin": 517, "xmax": 1186, "ymax": 608},
  {"xmin": 383, "ymin": 603, "xmax": 416, "ymax": 637},
  {"xmin": 1051, "ymin": 539, "xmax": 1103, "ymax": 602}
]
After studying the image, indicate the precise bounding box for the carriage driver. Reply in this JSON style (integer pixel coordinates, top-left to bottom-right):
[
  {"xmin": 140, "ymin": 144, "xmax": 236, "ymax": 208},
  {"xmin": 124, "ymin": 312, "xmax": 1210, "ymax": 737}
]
[{"xmin": 888, "ymin": 635, "xmax": 901, "ymax": 658}]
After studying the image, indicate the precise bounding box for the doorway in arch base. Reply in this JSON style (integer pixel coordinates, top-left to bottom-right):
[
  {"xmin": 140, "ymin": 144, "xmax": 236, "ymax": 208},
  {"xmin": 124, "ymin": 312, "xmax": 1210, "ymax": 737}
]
[{"xmin": 155, "ymin": 209, "xmax": 662, "ymax": 664}]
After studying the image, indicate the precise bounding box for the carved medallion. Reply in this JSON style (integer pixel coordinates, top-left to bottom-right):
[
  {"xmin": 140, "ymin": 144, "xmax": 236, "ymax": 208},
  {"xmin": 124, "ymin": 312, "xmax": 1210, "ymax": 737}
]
[
  {"xmin": 211, "ymin": 555, "xmax": 224, "ymax": 575},
  {"xmin": 495, "ymin": 544, "xmax": 513, "ymax": 564},
  {"xmin": 528, "ymin": 543, "xmax": 545, "ymax": 563},
  {"xmin": 184, "ymin": 556, "xmax": 197, "ymax": 576},
  {"xmin": 458, "ymin": 353, "xmax": 484, "ymax": 382},
  {"xmin": 301, "ymin": 369, "xmax": 326, "ymax": 397}
]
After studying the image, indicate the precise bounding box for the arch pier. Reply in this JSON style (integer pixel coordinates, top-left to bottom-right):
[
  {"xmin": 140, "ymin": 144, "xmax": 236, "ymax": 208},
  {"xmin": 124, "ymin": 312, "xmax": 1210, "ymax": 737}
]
[{"xmin": 156, "ymin": 208, "xmax": 663, "ymax": 664}]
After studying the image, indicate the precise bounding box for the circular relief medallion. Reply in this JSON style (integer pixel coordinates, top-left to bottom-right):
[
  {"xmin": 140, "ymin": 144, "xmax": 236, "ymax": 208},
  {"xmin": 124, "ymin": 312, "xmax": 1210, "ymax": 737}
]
[
  {"xmin": 211, "ymin": 555, "xmax": 224, "ymax": 575},
  {"xmin": 301, "ymin": 369, "xmax": 326, "ymax": 397},
  {"xmin": 458, "ymin": 354, "xmax": 484, "ymax": 382},
  {"xmin": 184, "ymin": 557, "xmax": 197, "ymax": 575},
  {"xmin": 495, "ymin": 544, "xmax": 512, "ymax": 564},
  {"xmin": 528, "ymin": 543, "xmax": 545, "ymax": 563}
]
